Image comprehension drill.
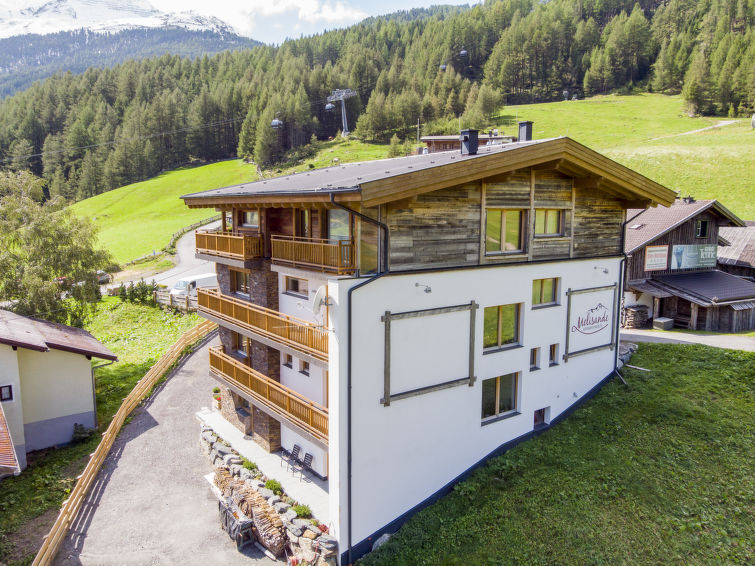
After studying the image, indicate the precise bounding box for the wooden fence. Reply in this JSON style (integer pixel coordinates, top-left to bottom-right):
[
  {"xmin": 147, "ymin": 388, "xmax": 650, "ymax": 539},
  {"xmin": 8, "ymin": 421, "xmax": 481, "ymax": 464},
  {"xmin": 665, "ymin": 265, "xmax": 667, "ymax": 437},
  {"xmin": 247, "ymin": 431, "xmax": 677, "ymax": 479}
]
[
  {"xmin": 154, "ymin": 289, "xmax": 199, "ymax": 312},
  {"xmin": 31, "ymin": 319, "xmax": 218, "ymax": 566}
]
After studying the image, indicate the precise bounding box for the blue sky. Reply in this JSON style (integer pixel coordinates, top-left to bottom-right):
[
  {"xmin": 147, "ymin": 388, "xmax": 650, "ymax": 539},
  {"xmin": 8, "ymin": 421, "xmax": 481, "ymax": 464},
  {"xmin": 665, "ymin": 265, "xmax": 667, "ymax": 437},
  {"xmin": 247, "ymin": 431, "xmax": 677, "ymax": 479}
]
[{"xmin": 152, "ymin": 1, "xmax": 476, "ymax": 44}]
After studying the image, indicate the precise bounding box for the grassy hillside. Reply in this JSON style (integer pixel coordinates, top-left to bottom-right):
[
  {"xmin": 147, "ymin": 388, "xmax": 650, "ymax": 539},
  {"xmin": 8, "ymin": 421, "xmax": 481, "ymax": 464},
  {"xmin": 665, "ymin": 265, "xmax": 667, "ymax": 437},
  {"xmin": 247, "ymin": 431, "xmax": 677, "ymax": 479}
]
[
  {"xmin": 496, "ymin": 93, "xmax": 754, "ymax": 219},
  {"xmin": 71, "ymin": 160, "xmax": 258, "ymax": 264},
  {"xmin": 74, "ymin": 94, "xmax": 752, "ymax": 264},
  {"xmin": 360, "ymin": 343, "xmax": 755, "ymax": 565}
]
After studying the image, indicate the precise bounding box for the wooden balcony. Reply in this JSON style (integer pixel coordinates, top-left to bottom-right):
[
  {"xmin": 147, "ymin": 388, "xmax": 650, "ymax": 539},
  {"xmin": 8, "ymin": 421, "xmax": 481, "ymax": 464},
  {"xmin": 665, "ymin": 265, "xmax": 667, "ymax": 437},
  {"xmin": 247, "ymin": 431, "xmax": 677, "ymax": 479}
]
[
  {"xmin": 195, "ymin": 230, "xmax": 263, "ymax": 263},
  {"xmin": 198, "ymin": 288, "xmax": 328, "ymax": 362},
  {"xmin": 210, "ymin": 346, "xmax": 328, "ymax": 443},
  {"xmin": 271, "ymin": 235, "xmax": 356, "ymax": 275}
]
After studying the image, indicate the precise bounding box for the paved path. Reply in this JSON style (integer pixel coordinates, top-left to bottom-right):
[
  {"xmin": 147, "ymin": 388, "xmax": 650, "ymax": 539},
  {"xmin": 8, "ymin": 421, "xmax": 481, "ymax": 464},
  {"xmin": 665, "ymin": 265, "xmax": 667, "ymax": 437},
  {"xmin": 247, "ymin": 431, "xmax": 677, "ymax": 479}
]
[
  {"xmin": 650, "ymin": 119, "xmax": 739, "ymax": 140},
  {"xmin": 54, "ymin": 338, "xmax": 275, "ymax": 566},
  {"xmin": 621, "ymin": 328, "xmax": 755, "ymax": 352}
]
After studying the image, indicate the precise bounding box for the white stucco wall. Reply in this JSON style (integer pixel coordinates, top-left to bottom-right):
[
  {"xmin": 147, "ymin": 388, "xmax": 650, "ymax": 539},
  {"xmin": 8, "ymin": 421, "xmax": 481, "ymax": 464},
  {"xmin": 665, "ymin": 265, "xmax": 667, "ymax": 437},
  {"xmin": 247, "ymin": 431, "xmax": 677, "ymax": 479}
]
[
  {"xmin": 0, "ymin": 344, "xmax": 24, "ymax": 449},
  {"xmin": 328, "ymin": 256, "xmax": 622, "ymax": 550},
  {"xmin": 274, "ymin": 266, "xmax": 330, "ymax": 477},
  {"xmin": 18, "ymin": 347, "xmax": 95, "ymax": 450}
]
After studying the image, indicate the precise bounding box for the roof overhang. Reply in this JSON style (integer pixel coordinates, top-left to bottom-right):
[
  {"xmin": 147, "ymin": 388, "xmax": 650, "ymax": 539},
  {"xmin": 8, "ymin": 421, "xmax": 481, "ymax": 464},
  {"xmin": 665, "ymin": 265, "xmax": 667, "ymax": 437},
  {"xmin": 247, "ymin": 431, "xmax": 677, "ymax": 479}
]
[
  {"xmin": 360, "ymin": 137, "xmax": 676, "ymax": 208},
  {"xmin": 183, "ymin": 190, "xmax": 361, "ymax": 209}
]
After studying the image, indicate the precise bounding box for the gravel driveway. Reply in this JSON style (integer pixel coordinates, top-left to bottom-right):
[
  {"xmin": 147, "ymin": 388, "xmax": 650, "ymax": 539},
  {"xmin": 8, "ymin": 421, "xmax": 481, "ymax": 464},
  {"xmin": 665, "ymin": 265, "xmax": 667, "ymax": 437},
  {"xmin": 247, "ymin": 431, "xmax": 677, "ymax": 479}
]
[{"xmin": 54, "ymin": 338, "xmax": 276, "ymax": 566}]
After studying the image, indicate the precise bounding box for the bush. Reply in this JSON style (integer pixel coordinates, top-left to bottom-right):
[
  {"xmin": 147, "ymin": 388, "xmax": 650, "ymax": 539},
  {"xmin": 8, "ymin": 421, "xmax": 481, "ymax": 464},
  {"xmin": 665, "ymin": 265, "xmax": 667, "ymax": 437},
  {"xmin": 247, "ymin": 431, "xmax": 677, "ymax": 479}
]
[
  {"xmin": 265, "ymin": 479, "xmax": 282, "ymax": 495},
  {"xmin": 292, "ymin": 504, "xmax": 311, "ymax": 518},
  {"xmin": 212, "ymin": 386, "xmax": 220, "ymax": 394},
  {"xmin": 242, "ymin": 458, "xmax": 257, "ymax": 471}
]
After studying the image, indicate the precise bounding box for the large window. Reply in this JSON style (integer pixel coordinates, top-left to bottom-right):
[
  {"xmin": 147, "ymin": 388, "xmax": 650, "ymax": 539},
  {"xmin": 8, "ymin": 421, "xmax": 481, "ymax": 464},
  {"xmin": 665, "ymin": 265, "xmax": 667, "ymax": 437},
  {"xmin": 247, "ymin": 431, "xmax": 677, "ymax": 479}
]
[
  {"xmin": 532, "ymin": 277, "xmax": 559, "ymax": 307},
  {"xmin": 232, "ymin": 332, "xmax": 250, "ymax": 359},
  {"xmin": 483, "ymin": 304, "xmax": 521, "ymax": 350},
  {"xmin": 534, "ymin": 209, "xmax": 564, "ymax": 236},
  {"xmin": 481, "ymin": 373, "xmax": 519, "ymax": 420},
  {"xmin": 328, "ymin": 209, "xmax": 350, "ymax": 240},
  {"xmin": 231, "ymin": 269, "xmax": 250, "ymax": 295},
  {"xmin": 241, "ymin": 210, "xmax": 259, "ymax": 228},
  {"xmin": 486, "ymin": 209, "xmax": 524, "ymax": 254}
]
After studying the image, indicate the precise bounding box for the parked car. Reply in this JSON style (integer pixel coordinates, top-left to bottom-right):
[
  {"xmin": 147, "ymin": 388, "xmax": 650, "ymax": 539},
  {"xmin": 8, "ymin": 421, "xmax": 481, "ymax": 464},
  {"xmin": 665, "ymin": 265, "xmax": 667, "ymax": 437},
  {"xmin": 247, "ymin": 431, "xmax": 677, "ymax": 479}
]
[{"xmin": 96, "ymin": 270, "xmax": 111, "ymax": 284}]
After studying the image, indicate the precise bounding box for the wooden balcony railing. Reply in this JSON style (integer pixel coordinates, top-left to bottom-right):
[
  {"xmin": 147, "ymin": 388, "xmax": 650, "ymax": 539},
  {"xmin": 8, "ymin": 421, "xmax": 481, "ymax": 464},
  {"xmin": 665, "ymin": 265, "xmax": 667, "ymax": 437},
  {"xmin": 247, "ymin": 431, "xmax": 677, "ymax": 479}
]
[
  {"xmin": 198, "ymin": 288, "xmax": 328, "ymax": 362},
  {"xmin": 196, "ymin": 230, "xmax": 263, "ymax": 261},
  {"xmin": 210, "ymin": 346, "xmax": 328, "ymax": 442},
  {"xmin": 271, "ymin": 235, "xmax": 356, "ymax": 274}
]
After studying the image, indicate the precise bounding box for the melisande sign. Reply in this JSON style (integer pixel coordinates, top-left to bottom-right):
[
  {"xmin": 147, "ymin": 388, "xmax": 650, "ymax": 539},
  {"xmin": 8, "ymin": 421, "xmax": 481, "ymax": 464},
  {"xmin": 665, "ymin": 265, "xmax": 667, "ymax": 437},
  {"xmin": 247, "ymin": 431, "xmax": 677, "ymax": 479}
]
[
  {"xmin": 670, "ymin": 244, "xmax": 717, "ymax": 270},
  {"xmin": 566, "ymin": 286, "xmax": 615, "ymax": 357}
]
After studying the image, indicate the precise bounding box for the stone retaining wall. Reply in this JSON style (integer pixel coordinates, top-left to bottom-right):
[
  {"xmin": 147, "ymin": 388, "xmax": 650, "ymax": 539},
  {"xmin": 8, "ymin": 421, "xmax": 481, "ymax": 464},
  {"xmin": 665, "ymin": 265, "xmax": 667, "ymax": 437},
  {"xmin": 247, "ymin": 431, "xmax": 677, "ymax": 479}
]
[{"xmin": 199, "ymin": 423, "xmax": 337, "ymax": 565}]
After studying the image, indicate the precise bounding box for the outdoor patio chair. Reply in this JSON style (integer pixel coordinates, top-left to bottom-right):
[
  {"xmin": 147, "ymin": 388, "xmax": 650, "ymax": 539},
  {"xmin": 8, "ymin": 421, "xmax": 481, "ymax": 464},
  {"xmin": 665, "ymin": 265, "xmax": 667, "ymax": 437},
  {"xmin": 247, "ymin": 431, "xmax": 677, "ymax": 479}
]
[
  {"xmin": 281, "ymin": 444, "xmax": 301, "ymax": 471},
  {"xmin": 294, "ymin": 452, "xmax": 314, "ymax": 481}
]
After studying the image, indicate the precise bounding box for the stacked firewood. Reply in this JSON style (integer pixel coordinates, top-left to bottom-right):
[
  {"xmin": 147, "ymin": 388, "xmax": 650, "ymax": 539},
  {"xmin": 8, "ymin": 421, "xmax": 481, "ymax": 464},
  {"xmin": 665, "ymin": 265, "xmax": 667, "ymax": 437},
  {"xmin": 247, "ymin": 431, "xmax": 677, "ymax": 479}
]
[
  {"xmin": 624, "ymin": 305, "xmax": 649, "ymax": 328},
  {"xmin": 214, "ymin": 468, "xmax": 285, "ymax": 557},
  {"xmin": 241, "ymin": 490, "xmax": 286, "ymax": 556}
]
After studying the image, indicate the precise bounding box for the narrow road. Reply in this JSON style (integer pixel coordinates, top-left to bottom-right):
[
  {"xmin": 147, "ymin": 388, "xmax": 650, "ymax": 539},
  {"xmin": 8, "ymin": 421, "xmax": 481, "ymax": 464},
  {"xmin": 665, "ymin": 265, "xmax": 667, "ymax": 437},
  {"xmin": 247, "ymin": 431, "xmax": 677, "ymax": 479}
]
[
  {"xmin": 650, "ymin": 119, "xmax": 738, "ymax": 141},
  {"xmin": 54, "ymin": 339, "xmax": 275, "ymax": 566},
  {"xmin": 621, "ymin": 328, "xmax": 755, "ymax": 352},
  {"xmin": 151, "ymin": 220, "xmax": 221, "ymax": 289}
]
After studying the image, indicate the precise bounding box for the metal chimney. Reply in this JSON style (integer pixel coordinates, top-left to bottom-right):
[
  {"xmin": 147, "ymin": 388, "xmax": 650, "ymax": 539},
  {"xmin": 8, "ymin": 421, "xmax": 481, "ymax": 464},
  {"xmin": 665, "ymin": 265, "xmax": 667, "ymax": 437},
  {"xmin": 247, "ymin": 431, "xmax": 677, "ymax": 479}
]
[
  {"xmin": 460, "ymin": 129, "xmax": 478, "ymax": 155},
  {"xmin": 518, "ymin": 121, "xmax": 533, "ymax": 142}
]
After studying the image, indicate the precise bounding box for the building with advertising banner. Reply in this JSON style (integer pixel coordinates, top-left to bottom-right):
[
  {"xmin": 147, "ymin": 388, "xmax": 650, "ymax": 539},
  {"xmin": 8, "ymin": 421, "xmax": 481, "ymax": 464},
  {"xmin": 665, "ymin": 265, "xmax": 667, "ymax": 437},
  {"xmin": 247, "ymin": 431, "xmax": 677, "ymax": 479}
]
[
  {"xmin": 182, "ymin": 132, "xmax": 677, "ymax": 564},
  {"xmin": 623, "ymin": 197, "xmax": 755, "ymax": 332}
]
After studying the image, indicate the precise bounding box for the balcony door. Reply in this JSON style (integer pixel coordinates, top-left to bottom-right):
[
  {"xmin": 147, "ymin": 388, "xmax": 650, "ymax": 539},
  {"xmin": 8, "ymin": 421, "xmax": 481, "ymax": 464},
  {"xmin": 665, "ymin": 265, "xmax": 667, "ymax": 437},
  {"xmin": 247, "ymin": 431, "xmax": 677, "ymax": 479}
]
[{"xmin": 296, "ymin": 209, "xmax": 312, "ymax": 239}]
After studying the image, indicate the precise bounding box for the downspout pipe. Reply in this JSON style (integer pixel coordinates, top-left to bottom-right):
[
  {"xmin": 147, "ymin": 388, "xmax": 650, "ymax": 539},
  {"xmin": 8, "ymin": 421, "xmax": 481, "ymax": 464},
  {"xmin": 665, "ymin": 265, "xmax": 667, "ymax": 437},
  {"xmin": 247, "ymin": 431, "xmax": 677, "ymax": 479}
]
[
  {"xmin": 330, "ymin": 193, "xmax": 389, "ymax": 565},
  {"xmin": 614, "ymin": 208, "xmax": 646, "ymax": 377}
]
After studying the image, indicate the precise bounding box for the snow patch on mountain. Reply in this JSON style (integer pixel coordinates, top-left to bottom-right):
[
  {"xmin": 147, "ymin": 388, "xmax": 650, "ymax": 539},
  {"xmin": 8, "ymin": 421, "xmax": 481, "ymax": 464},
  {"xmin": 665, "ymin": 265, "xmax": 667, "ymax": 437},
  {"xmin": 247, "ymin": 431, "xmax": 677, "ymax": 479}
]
[{"xmin": 0, "ymin": 0, "xmax": 239, "ymax": 39}]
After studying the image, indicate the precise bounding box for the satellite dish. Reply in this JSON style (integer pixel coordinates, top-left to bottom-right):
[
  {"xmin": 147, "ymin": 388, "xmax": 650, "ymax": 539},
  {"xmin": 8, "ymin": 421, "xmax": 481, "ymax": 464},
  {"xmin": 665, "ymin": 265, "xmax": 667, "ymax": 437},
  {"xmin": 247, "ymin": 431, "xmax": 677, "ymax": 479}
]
[{"xmin": 312, "ymin": 286, "xmax": 329, "ymax": 315}]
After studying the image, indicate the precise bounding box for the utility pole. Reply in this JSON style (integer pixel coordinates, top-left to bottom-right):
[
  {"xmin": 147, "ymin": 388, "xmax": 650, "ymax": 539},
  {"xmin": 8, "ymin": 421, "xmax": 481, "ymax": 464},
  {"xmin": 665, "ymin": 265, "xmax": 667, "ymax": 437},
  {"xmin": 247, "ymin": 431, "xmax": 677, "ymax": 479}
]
[
  {"xmin": 327, "ymin": 89, "xmax": 358, "ymax": 137},
  {"xmin": 416, "ymin": 118, "xmax": 421, "ymax": 144}
]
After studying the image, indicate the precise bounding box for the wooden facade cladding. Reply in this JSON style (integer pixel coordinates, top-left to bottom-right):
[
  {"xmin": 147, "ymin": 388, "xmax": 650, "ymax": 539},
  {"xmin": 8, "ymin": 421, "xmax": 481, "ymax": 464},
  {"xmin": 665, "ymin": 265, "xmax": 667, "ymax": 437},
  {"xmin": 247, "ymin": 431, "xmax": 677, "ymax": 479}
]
[
  {"xmin": 572, "ymin": 187, "xmax": 625, "ymax": 257},
  {"xmin": 386, "ymin": 183, "xmax": 482, "ymax": 270},
  {"xmin": 209, "ymin": 345, "xmax": 329, "ymax": 443},
  {"xmin": 626, "ymin": 211, "xmax": 720, "ymax": 281}
]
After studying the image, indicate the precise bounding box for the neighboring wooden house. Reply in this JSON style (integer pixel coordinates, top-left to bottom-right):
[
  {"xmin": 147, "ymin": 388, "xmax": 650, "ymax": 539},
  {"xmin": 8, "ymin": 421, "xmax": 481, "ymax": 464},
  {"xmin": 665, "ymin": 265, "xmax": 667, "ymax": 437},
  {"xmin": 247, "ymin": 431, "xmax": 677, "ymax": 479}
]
[
  {"xmin": 718, "ymin": 221, "xmax": 755, "ymax": 280},
  {"xmin": 0, "ymin": 310, "xmax": 117, "ymax": 472},
  {"xmin": 421, "ymin": 131, "xmax": 515, "ymax": 153},
  {"xmin": 623, "ymin": 198, "xmax": 755, "ymax": 332},
  {"xmin": 182, "ymin": 132, "xmax": 675, "ymax": 564}
]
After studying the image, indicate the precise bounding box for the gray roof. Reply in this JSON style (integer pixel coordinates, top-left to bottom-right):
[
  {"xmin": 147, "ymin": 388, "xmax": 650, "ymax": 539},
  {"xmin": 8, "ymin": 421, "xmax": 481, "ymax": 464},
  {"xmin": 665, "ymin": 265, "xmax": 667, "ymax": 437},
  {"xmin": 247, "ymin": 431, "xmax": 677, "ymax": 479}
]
[
  {"xmin": 652, "ymin": 270, "xmax": 755, "ymax": 305},
  {"xmin": 718, "ymin": 225, "xmax": 755, "ymax": 268},
  {"xmin": 182, "ymin": 139, "xmax": 555, "ymax": 201},
  {"xmin": 625, "ymin": 199, "xmax": 743, "ymax": 253},
  {"xmin": 0, "ymin": 310, "xmax": 117, "ymax": 361}
]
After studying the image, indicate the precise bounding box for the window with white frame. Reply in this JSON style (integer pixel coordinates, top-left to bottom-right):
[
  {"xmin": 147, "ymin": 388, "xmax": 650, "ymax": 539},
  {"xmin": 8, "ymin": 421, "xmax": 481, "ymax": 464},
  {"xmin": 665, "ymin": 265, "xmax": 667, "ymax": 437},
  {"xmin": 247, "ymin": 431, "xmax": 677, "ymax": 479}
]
[
  {"xmin": 696, "ymin": 219, "xmax": 710, "ymax": 238},
  {"xmin": 481, "ymin": 373, "xmax": 519, "ymax": 420}
]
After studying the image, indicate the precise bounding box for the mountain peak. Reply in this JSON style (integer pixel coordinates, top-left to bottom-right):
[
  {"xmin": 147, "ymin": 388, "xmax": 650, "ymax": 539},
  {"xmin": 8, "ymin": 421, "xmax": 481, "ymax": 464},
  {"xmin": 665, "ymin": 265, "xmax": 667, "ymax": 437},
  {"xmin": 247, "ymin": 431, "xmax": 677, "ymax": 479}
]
[{"xmin": 0, "ymin": 0, "xmax": 239, "ymax": 39}]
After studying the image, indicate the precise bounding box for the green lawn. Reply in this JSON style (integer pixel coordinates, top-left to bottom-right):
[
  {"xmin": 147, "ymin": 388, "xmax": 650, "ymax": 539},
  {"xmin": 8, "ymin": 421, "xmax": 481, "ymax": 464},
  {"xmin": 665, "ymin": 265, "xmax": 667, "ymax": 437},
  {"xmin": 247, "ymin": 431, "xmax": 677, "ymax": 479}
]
[
  {"xmin": 268, "ymin": 137, "xmax": 390, "ymax": 176},
  {"xmin": 0, "ymin": 299, "xmax": 201, "ymax": 564},
  {"xmin": 359, "ymin": 343, "xmax": 755, "ymax": 565},
  {"xmin": 70, "ymin": 160, "xmax": 258, "ymax": 264},
  {"xmin": 494, "ymin": 93, "xmax": 755, "ymax": 219}
]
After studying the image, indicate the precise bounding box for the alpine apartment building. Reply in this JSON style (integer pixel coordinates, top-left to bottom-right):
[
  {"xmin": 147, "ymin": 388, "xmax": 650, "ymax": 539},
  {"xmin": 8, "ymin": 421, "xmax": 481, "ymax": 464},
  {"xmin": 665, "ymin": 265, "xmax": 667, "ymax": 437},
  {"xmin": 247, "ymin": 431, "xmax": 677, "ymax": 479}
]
[{"xmin": 181, "ymin": 132, "xmax": 676, "ymax": 564}]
